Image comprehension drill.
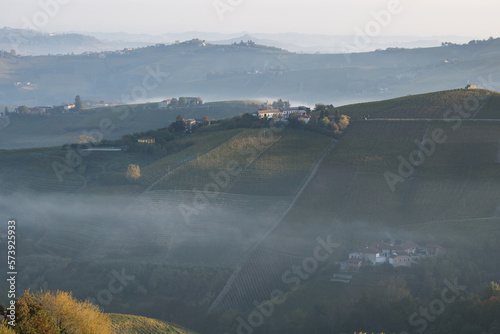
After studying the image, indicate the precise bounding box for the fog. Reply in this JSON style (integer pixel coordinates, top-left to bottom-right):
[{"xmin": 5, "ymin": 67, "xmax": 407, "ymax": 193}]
[{"xmin": 0, "ymin": 190, "xmax": 291, "ymax": 266}]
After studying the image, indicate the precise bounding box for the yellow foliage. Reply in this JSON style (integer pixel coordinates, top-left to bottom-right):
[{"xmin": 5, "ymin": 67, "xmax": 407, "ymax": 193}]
[
  {"xmin": 126, "ymin": 164, "xmax": 141, "ymax": 181},
  {"xmin": 0, "ymin": 325, "xmax": 15, "ymax": 333},
  {"xmin": 38, "ymin": 290, "xmax": 113, "ymax": 334}
]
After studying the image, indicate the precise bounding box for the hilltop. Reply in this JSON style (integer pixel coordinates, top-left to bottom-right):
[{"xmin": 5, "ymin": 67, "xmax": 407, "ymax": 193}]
[{"xmin": 1, "ymin": 36, "xmax": 500, "ymax": 106}]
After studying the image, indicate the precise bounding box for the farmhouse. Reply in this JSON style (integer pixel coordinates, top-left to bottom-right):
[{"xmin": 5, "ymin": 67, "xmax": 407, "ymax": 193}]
[
  {"xmin": 349, "ymin": 247, "xmax": 379, "ymax": 265},
  {"xmin": 138, "ymin": 137, "xmax": 155, "ymax": 144},
  {"xmin": 389, "ymin": 252, "xmax": 412, "ymax": 267},
  {"xmin": 465, "ymin": 83, "xmax": 477, "ymax": 89},
  {"xmin": 347, "ymin": 258, "xmax": 362, "ymax": 272},
  {"xmin": 256, "ymin": 106, "xmax": 307, "ymax": 120},
  {"xmin": 64, "ymin": 104, "xmax": 75, "ymax": 111},
  {"xmin": 158, "ymin": 99, "xmax": 171, "ymax": 108},
  {"xmin": 257, "ymin": 109, "xmax": 280, "ymax": 119},
  {"xmin": 281, "ymin": 107, "xmax": 306, "ymax": 117}
]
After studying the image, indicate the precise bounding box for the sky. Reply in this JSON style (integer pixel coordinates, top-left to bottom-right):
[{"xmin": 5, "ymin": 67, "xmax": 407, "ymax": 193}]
[{"xmin": 1, "ymin": 0, "xmax": 499, "ymax": 39}]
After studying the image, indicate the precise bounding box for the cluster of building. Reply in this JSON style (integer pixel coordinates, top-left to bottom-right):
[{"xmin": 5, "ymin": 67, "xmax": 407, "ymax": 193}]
[
  {"xmin": 28, "ymin": 106, "xmax": 53, "ymax": 113},
  {"xmin": 342, "ymin": 240, "xmax": 446, "ymax": 272},
  {"xmin": 81, "ymin": 48, "xmax": 136, "ymax": 59},
  {"xmin": 253, "ymin": 105, "xmax": 311, "ymax": 124},
  {"xmin": 158, "ymin": 97, "xmax": 203, "ymax": 108}
]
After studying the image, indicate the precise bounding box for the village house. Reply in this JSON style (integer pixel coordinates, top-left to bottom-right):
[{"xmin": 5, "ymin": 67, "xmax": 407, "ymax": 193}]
[
  {"xmin": 256, "ymin": 106, "xmax": 307, "ymax": 121},
  {"xmin": 158, "ymin": 99, "xmax": 171, "ymax": 108},
  {"xmin": 349, "ymin": 247, "xmax": 379, "ymax": 265},
  {"xmin": 465, "ymin": 83, "xmax": 477, "ymax": 89},
  {"xmin": 389, "ymin": 252, "xmax": 412, "ymax": 267},
  {"xmin": 28, "ymin": 106, "xmax": 53, "ymax": 114},
  {"xmin": 347, "ymin": 258, "xmax": 362, "ymax": 272},
  {"xmin": 256, "ymin": 109, "xmax": 280, "ymax": 119},
  {"xmin": 137, "ymin": 137, "xmax": 155, "ymax": 144},
  {"xmin": 64, "ymin": 104, "xmax": 75, "ymax": 111},
  {"xmin": 281, "ymin": 107, "xmax": 306, "ymax": 117}
]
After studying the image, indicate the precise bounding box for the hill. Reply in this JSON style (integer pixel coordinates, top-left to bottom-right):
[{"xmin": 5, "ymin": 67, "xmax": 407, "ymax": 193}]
[
  {"xmin": 0, "ymin": 100, "xmax": 263, "ymax": 149},
  {"xmin": 1, "ymin": 90, "xmax": 500, "ymax": 333},
  {"xmin": 0, "ymin": 27, "xmax": 150, "ymax": 56},
  {"xmin": 1, "ymin": 37, "xmax": 500, "ymax": 106},
  {"xmin": 335, "ymin": 88, "xmax": 500, "ymax": 119}
]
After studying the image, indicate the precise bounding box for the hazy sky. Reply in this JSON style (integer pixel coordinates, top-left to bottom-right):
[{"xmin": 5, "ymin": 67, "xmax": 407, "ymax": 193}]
[{"xmin": 1, "ymin": 0, "xmax": 499, "ymax": 38}]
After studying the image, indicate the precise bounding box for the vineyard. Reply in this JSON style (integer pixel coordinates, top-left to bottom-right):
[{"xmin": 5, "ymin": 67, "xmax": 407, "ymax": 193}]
[
  {"xmin": 228, "ymin": 131, "xmax": 333, "ymax": 196},
  {"xmin": 336, "ymin": 89, "xmax": 492, "ymax": 119}
]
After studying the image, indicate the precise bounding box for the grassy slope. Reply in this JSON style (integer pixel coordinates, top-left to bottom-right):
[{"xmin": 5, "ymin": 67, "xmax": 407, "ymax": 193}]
[{"xmin": 109, "ymin": 313, "xmax": 197, "ymax": 334}]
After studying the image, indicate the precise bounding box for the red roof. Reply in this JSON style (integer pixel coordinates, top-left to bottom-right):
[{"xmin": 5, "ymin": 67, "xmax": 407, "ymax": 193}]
[{"xmin": 359, "ymin": 247, "xmax": 379, "ymax": 254}]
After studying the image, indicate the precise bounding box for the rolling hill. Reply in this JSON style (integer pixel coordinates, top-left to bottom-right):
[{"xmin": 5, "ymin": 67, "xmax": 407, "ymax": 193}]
[
  {"xmin": 0, "ymin": 100, "xmax": 263, "ymax": 149},
  {"xmin": 1, "ymin": 37, "xmax": 500, "ymax": 107}
]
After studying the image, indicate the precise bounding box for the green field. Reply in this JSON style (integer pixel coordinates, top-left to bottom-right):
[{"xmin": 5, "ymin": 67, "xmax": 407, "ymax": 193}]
[{"xmin": 109, "ymin": 314, "xmax": 198, "ymax": 334}]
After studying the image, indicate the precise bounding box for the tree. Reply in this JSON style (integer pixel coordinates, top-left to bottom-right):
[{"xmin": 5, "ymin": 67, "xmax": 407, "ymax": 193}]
[
  {"xmin": 320, "ymin": 117, "xmax": 330, "ymax": 127},
  {"xmin": 126, "ymin": 164, "xmax": 141, "ymax": 181},
  {"xmin": 4, "ymin": 106, "xmax": 8, "ymax": 115},
  {"xmin": 338, "ymin": 115, "xmax": 350, "ymax": 130},
  {"xmin": 202, "ymin": 115, "xmax": 211, "ymax": 125},
  {"xmin": 481, "ymin": 281, "xmax": 500, "ymax": 300},
  {"xmin": 38, "ymin": 290, "xmax": 113, "ymax": 334},
  {"xmin": 15, "ymin": 291, "xmax": 57, "ymax": 334},
  {"xmin": 315, "ymin": 103, "xmax": 326, "ymax": 112},
  {"xmin": 0, "ymin": 326, "xmax": 14, "ymax": 333},
  {"xmin": 179, "ymin": 97, "xmax": 187, "ymax": 106},
  {"xmin": 330, "ymin": 121, "xmax": 340, "ymax": 134},
  {"xmin": 170, "ymin": 98, "xmax": 179, "ymax": 106},
  {"xmin": 74, "ymin": 95, "xmax": 83, "ymax": 111},
  {"xmin": 169, "ymin": 115, "xmax": 186, "ymax": 133}
]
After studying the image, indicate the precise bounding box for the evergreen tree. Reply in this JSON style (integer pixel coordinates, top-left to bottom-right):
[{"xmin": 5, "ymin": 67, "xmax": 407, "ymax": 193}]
[{"xmin": 74, "ymin": 95, "xmax": 83, "ymax": 111}]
